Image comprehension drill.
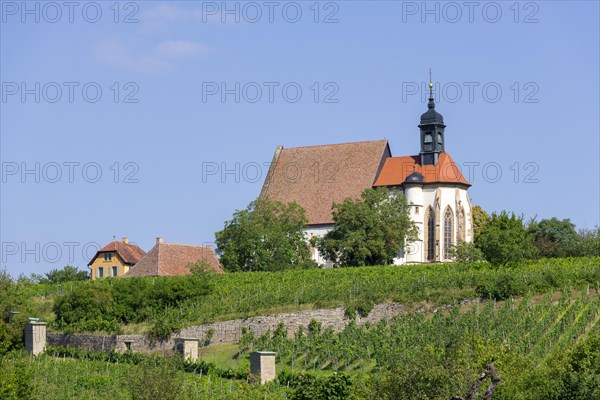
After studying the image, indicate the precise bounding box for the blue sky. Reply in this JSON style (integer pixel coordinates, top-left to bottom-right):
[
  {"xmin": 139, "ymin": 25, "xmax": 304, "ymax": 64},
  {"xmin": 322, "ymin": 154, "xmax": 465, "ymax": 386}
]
[{"xmin": 1, "ymin": 1, "xmax": 599, "ymax": 276}]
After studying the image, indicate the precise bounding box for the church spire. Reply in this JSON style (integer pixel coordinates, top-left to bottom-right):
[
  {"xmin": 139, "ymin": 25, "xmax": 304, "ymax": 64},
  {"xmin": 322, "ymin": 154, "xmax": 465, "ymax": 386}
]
[
  {"xmin": 418, "ymin": 69, "xmax": 446, "ymax": 166},
  {"xmin": 427, "ymin": 68, "xmax": 435, "ymax": 109}
]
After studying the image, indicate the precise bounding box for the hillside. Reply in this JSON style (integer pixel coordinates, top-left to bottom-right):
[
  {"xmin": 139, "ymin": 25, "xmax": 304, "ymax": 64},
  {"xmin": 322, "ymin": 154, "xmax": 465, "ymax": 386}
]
[
  {"xmin": 2, "ymin": 257, "xmax": 600, "ymax": 399},
  {"xmin": 14, "ymin": 257, "xmax": 600, "ymax": 335}
]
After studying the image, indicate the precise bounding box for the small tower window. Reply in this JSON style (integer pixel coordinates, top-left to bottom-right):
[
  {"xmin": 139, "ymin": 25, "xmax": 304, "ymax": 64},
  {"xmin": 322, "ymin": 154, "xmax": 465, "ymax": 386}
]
[
  {"xmin": 424, "ymin": 132, "xmax": 433, "ymax": 151},
  {"xmin": 437, "ymin": 132, "xmax": 443, "ymax": 150}
]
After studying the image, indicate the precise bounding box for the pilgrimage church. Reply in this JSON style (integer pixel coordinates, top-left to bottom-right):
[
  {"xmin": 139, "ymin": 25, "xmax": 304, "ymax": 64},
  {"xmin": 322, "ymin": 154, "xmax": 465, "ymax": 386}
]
[{"xmin": 260, "ymin": 81, "xmax": 473, "ymax": 265}]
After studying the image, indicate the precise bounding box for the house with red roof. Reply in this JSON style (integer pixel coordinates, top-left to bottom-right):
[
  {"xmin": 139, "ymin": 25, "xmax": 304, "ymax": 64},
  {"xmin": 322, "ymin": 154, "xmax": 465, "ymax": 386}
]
[
  {"xmin": 88, "ymin": 237, "xmax": 146, "ymax": 280},
  {"xmin": 123, "ymin": 237, "xmax": 224, "ymax": 277},
  {"xmin": 260, "ymin": 83, "xmax": 473, "ymax": 264}
]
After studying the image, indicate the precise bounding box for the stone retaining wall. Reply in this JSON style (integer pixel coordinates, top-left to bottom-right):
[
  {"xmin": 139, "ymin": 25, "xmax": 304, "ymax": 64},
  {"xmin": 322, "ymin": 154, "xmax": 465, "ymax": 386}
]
[{"xmin": 47, "ymin": 302, "xmax": 405, "ymax": 354}]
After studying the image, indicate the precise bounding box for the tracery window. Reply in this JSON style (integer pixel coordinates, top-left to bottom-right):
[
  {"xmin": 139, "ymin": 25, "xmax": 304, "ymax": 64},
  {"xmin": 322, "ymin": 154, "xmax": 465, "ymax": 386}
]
[
  {"xmin": 426, "ymin": 207, "xmax": 435, "ymax": 261},
  {"xmin": 444, "ymin": 207, "xmax": 454, "ymax": 260}
]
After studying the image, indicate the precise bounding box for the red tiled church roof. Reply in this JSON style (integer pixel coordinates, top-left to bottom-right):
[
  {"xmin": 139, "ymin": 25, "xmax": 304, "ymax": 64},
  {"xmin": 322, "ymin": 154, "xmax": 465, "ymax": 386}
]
[
  {"xmin": 374, "ymin": 153, "xmax": 471, "ymax": 187},
  {"xmin": 123, "ymin": 242, "xmax": 224, "ymax": 277},
  {"xmin": 260, "ymin": 140, "xmax": 391, "ymax": 225},
  {"xmin": 88, "ymin": 241, "xmax": 146, "ymax": 266}
]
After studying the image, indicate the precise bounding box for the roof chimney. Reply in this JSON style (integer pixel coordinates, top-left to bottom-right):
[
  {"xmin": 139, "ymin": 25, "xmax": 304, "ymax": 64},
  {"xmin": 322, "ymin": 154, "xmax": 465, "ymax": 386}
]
[
  {"xmin": 122, "ymin": 237, "xmax": 129, "ymax": 244},
  {"xmin": 156, "ymin": 237, "xmax": 164, "ymax": 244}
]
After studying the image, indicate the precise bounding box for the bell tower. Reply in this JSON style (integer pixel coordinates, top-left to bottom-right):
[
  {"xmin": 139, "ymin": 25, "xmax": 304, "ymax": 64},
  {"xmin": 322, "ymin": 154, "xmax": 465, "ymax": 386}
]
[{"xmin": 419, "ymin": 70, "xmax": 446, "ymax": 165}]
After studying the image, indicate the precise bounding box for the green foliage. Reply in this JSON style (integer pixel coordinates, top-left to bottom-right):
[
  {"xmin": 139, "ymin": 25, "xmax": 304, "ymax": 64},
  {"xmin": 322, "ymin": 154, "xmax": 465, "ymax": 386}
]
[
  {"xmin": 451, "ymin": 241, "xmax": 485, "ymax": 263},
  {"xmin": 1, "ymin": 350, "xmax": 289, "ymax": 399},
  {"xmin": 53, "ymin": 275, "xmax": 212, "ymax": 336},
  {"xmin": 555, "ymin": 331, "xmax": 600, "ymax": 399},
  {"xmin": 36, "ymin": 265, "xmax": 89, "ymax": 284},
  {"xmin": 216, "ymin": 197, "xmax": 316, "ymax": 272},
  {"xmin": 575, "ymin": 227, "xmax": 600, "ymax": 257},
  {"xmin": 241, "ymin": 291, "xmax": 600, "ymax": 399},
  {"xmin": 475, "ymin": 270, "xmax": 527, "ymax": 300},
  {"xmin": 0, "ymin": 351, "xmax": 34, "ymax": 399},
  {"xmin": 289, "ymin": 373, "xmax": 352, "ymax": 400},
  {"xmin": 21, "ymin": 257, "xmax": 600, "ymax": 334},
  {"xmin": 0, "ymin": 270, "xmax": 36, "ymax": 354},
  {"xmin": 318, "ymin": 187, "xmax": 417, "ymax": 267},
  {"xmin": 528, "ymin": 217, "xmax": 580, "ymax": 258},
  {"xmin": 127, "ymin": 356, "xmax": 182, "ymax": 400},
  {"xmin": 476, "ymin": 211, "xmax": 535, "ymax": 264},
  {"xmin": 189, "ymin": 259, "xmax": 215, "ymax": 276},
  {"xmin": 472, "ymin": 204, "xmax": 491, "ymax": 240}
]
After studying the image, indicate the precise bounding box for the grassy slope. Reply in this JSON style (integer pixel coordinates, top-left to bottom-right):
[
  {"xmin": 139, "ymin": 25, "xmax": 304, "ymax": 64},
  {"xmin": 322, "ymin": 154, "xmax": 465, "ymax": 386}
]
[{"xmin": 21, "ymin": 257, "xmax": 600, "ymax": 333}]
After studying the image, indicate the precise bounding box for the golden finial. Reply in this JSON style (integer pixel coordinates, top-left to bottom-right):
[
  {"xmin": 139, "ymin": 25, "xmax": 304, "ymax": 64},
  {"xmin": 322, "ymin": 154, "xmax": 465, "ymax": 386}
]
[{"xmin": 428, "ymin": 68, "xmax": 433, "ymax": 98}]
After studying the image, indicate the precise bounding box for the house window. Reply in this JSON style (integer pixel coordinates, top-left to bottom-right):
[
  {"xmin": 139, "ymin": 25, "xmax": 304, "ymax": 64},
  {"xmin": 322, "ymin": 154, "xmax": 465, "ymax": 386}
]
[
  {"xmin": 98, "ymin": 267, "xmax": 104, "ymax": 278},
  {"xmin": 444, "ymin": 207, "xmax": 454, "ymax": 260},
  {"xmin": 426, "ymin": 208, "xmax": 435, "ymax": 261},
  {"xmin": 104, "ymin": 253, "xmax": 112, "ymax": 261},
  {"xmin": 112, "ymin": 266, "xmax": 118, "ymax": 277}
]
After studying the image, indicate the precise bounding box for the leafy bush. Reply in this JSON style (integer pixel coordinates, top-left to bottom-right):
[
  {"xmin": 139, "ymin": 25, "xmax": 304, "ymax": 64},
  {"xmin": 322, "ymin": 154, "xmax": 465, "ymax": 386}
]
[
  {"xmin": 34, "ymin": 265, "xmax": 89, "ymax": 284},
  {"xmin": 127, "ymin": 356, "xmax": 182, "ymax": 400},
  {"xmin": 476, "ymin": 212, "xmax": 535, "ymax": 264},
  {"xmin": 0, "ymin": 352, "xmax": 34, "ymax": 399},
  {"xmin": 53, "ymin": 275, "xmax": 212, "ymax": 335},
  {"xmin": 0, "ymin": 270, "xmax": 36, "ymax": 354},
  {"xmin": 475, "ymin": 271, "xmax": 527, "ymax": 300},
  {"xmin": 287, "ymin": 373, "xmax": 352, "ymax": 400},
  {"xmin": 451, "ymin": 241, "xmax": 485, "ymax": 263}
]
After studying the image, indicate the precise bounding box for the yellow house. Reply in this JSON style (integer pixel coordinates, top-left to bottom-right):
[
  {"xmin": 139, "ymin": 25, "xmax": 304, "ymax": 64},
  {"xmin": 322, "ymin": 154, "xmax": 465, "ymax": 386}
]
[{"xmin": 88, "ymin": 237, "xmax": 146, "ymax": 280}]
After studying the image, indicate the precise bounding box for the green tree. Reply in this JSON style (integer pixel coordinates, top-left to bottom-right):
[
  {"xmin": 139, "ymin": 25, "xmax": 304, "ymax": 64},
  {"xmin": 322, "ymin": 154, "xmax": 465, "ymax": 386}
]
[
  {"xmin": 472, "ymin": 205, "xmax": 490, "ymax": 240},
  {"xmin": 37, "ymin": 265, "xmax": 89, "ymax": 284},
  {"xmin": 527, "ymin": 217, "xmax": 580, "ymax": 258},
  {"xmin": 450, "ymin": 241, "xmax": 485, "ymax": 263},
  {"xmin": 575, "ymin": 227, "xmax": 600, "ymax": 257},
  {"xmin": 215, "ymin": 197, "xmax": 315, "ymax": 272},
  {"xmin": 476, "ymin": 211, "xmax": 535, "ymax": 265},
  {"xmin": 0, "ymin": 270, "xmax": 31, "ymax": 354},
  {"xmin": 317, "ymin": 188, "xmax": 417, "ymax": 267}
]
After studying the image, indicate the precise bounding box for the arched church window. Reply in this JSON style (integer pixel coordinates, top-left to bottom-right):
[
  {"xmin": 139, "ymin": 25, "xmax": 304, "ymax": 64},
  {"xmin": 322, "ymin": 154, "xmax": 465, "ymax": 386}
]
[
  {"xmin": 443, "ymin": 207, "xmax": 454, "ymax": 260},
  {"xmin": 426, "ymin": 208, "xmax": 435, "ymax": 261}
]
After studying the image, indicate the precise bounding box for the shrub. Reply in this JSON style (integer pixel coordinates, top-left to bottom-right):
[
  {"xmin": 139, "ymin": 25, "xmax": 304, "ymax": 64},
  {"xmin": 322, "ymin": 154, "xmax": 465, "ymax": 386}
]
[
  {"xmin": 476, "ymin": 212, "xmax": 535, "ymax": 265},
  {"xmin": 289, "ymin": 373, "xmax": 352, "ymax": 400},
  {"xmin": 451, "ymin": 241, "xmax": 485, "ymax": 263}
]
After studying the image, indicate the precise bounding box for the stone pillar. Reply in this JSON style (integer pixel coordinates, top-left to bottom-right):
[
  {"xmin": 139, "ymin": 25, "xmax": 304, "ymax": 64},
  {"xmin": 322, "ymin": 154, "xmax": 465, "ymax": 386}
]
[
  {"xmin": 250, "ymin": 351, "xmax": 276, "ymax": 384},
  {"xmin": 25, "ymin": 319, "xmax": 47, "ymax": 356},
  {"xmin": 174, "ymin": 338, "xmax": 199, "ymax": 362}
]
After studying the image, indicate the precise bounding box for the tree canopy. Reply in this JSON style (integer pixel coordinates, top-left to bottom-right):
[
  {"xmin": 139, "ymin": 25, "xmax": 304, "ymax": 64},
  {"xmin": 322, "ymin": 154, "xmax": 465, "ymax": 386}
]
[
  {"xmin": 317, "ymin": 187, "xmax": 417, "ymax": 267},
  {"xmin": 215, "ymin": 197, "xmax": 315, "ymax": 272},
  {"xmin": 34, "ymin": 266, "xmax": 89, "ymax": 284},
  {"xmin": 527, "ymin": 217, "xmax": 579, "ymax": 258},
  {"xmin": 476, "ymin": 211, "xmax": 535, "ymax": 264}
]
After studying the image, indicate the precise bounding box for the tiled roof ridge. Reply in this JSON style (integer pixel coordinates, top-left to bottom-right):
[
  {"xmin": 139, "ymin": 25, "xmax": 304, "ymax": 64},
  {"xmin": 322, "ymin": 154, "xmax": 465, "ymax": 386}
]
[
  {"xmin": 156, "ymin": 242, "xmax": 215, "ymax": 249},
  {"xmin": 282, "ymin": 139, "xmax": 388, "ymax": 151}
]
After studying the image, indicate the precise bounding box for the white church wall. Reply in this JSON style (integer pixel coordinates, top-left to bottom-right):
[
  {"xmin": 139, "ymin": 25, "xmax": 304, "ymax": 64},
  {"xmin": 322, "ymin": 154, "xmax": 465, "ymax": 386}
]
[
  {"xmin": 303, "ymin": 185, "xmax": 472, "ymax": 267},
  {"xmin": 303, "ymin": 225, "xmax": 334, "ymax": 267}
]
